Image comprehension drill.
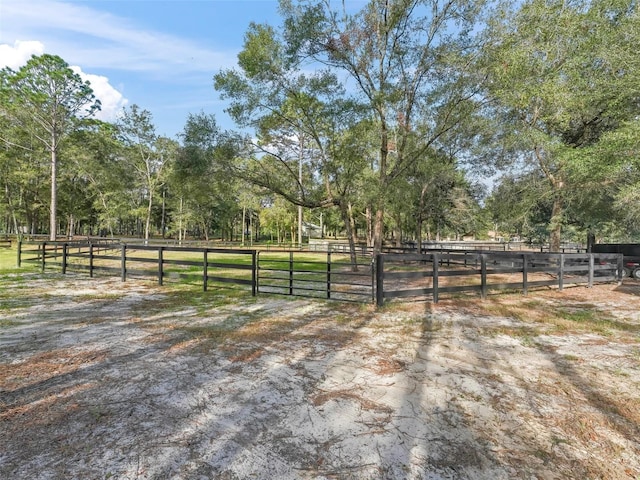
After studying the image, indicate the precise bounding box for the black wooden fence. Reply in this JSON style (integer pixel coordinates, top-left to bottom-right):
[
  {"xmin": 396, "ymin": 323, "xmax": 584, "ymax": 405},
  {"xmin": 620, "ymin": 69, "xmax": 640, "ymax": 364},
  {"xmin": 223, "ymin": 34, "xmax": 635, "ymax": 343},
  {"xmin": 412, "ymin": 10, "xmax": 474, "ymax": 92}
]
[
  {"xmin": 18, "ymin": 241, "xmax": 257, "ymax": 294},
  {"xmin": 16, "ymin": 242, "xmax": 624, "ymax": 306},
  {"xmin": 17, "ymin": 241, "xmax": 372, "ymax": 301},
  {"xmin": 256, "ymin": 250, "xmax": 373, "ymax": 302},
  {"xmin": 375, "ymin": 251, "xmax": 623, "ymax": 306}
]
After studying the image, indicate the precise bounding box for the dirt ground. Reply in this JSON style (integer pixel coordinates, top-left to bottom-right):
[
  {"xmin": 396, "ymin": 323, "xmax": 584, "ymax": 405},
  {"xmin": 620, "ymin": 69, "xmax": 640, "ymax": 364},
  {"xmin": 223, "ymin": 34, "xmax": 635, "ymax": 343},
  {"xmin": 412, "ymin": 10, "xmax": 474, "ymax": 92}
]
[{"xmin": 0, "ymin": 273, "xmax": 639, "ymax": 480}]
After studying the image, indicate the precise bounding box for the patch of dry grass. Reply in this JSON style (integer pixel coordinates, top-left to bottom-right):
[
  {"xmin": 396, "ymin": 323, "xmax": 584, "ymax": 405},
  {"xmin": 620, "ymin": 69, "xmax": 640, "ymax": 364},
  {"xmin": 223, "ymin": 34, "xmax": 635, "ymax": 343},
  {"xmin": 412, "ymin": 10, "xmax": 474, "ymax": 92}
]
[{"xmin": 0, "ymin": 349, "xmax": 108, "ymax": 393}]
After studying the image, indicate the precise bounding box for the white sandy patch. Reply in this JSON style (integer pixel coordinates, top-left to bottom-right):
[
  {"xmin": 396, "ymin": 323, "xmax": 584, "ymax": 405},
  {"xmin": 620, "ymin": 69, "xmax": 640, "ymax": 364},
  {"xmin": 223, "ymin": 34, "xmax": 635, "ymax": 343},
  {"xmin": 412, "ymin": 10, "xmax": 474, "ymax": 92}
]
[{"xmin": 0, "ymin": 275, "xmax": 638, "ymax": 479}]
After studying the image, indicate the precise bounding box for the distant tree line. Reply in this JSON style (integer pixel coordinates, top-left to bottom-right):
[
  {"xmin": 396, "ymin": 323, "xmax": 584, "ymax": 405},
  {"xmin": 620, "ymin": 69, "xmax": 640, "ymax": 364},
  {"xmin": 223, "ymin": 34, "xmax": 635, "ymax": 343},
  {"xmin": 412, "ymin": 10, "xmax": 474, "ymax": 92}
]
[{"xmin": 1, "ymin": 0, "xmax": 639, "ymax": 256}]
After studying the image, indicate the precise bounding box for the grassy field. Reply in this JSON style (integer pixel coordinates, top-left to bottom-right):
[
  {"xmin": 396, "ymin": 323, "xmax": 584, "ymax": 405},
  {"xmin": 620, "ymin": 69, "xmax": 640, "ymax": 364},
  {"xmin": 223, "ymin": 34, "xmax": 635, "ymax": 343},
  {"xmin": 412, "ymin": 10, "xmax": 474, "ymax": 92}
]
[{"xmin": 0, "ymin": 247, "xmax": 24, "ymax": 273}]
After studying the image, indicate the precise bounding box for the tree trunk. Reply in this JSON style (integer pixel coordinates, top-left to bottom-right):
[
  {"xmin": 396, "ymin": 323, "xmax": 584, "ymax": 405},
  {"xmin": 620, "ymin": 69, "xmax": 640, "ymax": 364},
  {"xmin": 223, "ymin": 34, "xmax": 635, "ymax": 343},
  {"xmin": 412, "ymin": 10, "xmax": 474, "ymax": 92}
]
[
  {"xmin": 49, "ymin": 146, "xmax": 57, "ymax": 241},
  {"xmin": 178, "ymin": 197, "xmax": 184, "ymax": 245},
  {"xmin": 373, "ymin": 204, "xmax": 385, "ymax": 256},
  {"xmin": 341, "ymin": 202, "xmax": 359, "ymax": 271},
  {"xmin": 67, "ymin": 214, "xmax": 75, "ymax": 238},
  {"xmin": 241, "ymin": 207, "xmax": 246, "ymax": 246},
  {"xmin": 549, "ymin": 193, "xmax": 563, "ymax": 252},
  {"xmin": 365, "ymin": 205, "xmax": 373, "ymax": 248},
  {"xmin": 5, "ymin": 183, "xmax": 20, "ymax": 237},
  {"xmin": 372, "ymin": 108, "xmax": 389, "ymax": 256},
  {"xmin": 536, "ymin": 146, "xmax": 564, "ymax": 252},
  {"xmin": 203, "ymin": 221, "xmax": 209, "ymax": 242},
  {"xmin": 394, "ymin": 219, "xmax": 402, "ymax": 248},
  {"xmin": 145, "ymin": 194, "xmax": 152, "ymax": 244},
  {"xmin": 416, "ymin": 185, "xmax": 428, "ymax": 254},
  {"xmin": 161, "ymin": 189, "xmax": 166, "ymax": 239}
]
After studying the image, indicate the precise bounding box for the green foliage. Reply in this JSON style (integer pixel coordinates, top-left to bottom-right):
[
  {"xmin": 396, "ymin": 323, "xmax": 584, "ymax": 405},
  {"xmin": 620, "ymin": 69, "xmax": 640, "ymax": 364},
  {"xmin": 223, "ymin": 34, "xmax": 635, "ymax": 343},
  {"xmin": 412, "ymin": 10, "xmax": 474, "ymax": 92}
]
[
  {"xmin": 117, "ymin": 105, "xmax": 177, "ymax": 241},
  {"xmin": 0, "ymin": 54, "xmax": 101, "ymax": 239},
  {"xmin": 215, "ymin": 0, "xmax": 489, "ymax": 255},
  {"xmin": 484, "ymin": 0, "xmax": 640, "ymax": 246},
  {"xmin": 3, "ymin": 4, "xmax": 639, "ymax": 248}
]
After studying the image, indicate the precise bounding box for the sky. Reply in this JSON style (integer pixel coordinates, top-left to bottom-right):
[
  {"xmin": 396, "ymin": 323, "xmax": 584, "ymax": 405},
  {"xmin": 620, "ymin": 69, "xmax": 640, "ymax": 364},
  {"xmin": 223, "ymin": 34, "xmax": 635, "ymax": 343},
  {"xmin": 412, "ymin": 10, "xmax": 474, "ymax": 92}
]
[{"xmin": 0, "ymin": 0, "xmax": 284, "ymax": 139}]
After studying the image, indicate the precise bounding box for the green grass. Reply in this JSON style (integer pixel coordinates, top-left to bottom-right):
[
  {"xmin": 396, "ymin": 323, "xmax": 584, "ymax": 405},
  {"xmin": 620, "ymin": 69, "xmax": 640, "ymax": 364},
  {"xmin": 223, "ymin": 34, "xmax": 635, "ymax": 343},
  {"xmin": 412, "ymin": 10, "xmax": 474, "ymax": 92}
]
[
  {"xmin": 131, "ymin": 283, "xmax": 255, "ymax": 317},
  {"xmin": 9, "ymin": 243, "xmax": 356, "ymax": 278},
  {"xmin": 0, "ymin": 318, "xmax": 20, "ymax": 327},
  {"xmin": 0, "ymin": 247, "xmax": 20, "ymax": 272},
  {"xmin": 555, "ymin": 307, "xmax": 639, "ymax": 334}
]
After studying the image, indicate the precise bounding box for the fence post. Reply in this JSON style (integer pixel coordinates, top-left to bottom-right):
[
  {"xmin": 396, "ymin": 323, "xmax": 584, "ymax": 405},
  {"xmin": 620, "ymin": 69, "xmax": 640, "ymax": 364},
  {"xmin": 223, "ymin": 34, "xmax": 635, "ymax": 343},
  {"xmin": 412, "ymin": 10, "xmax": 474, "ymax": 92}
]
[
  {"xmin": 62, "ymin": 243, "xmax": 68, "ymax": 274},
  {"xmin": 17, "ymin": 240, "xmax": 21, "ymax": 268},
  {"xmin": 327, "ymin": 251, "xmax": 332, "ymax": 299},
  {"xmin": 371, "ymin": 257, "xmax": 376, "ymax": 303},
  {"xmin": 89, "ymin": 243, "xmax": 94, "ymax": 278},
  {"xmin": 433, "ymin": 253, "xmax": 439, "ymax": 304},
  {"xmin": 251, "ymin": 250, "xmax": 257, "ymax": 296},
  {"xmin": 375, "ymin": 254, "xmax": 384, "ymax": 307},
  {"xmin": 158, "ymin": 247, "xmax": 164, "ymax": 286},
  {"xmin": 558, "ymin": 254, "xmax": 564, "ymax": 291},
  {"xmin": 588, "ymin": 254, "xmax": 594, "ymax": 288},
  {"xmin": 523, "ymin": 254, "xmax": 528, "ymax": 295},
  {"xmin": 289, "ymin": 251, "xmax": 294, "ymax": 296},
  {"xmin": 617, "ymin": 254, "xmax": 624, "ymax": 285},
  {"xmin": 203, "ymin": 250, "xmax": 208, "ymax": 292},
  {"xmin": 41, "ymin": 242, "xmax": 46, "ymax": 272},
  {"xmin": 480, "ymin": 254, "xmax": 487, "ymax": 300},
  {"xmin": 121, "ymin": 244, "xmax": 127, "ymax": 282}
]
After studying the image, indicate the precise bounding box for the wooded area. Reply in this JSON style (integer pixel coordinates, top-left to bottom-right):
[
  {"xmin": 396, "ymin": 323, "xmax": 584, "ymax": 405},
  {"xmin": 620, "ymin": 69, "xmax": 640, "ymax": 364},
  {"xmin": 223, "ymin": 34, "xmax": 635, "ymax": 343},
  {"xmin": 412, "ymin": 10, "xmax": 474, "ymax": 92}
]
[{"xmin": 2, "ymin": 0, "xmax": 639, "ymax": 258}]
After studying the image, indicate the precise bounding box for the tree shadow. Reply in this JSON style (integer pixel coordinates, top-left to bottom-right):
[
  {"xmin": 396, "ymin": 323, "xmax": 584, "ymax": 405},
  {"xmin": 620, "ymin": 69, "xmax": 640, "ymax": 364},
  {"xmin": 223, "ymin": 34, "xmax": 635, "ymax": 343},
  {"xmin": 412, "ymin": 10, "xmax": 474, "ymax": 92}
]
[
  {"xmin": 614, "ymin": 282, "xmax": 640, "ymax": 297},
  {"xmin": 451, "ymin": 294, "xmax": 640, "ymax": 479},
  {"xmin": 6, "ymin": 274, "xmax": 637, "ymax": 478},
  {"xmin": 1, "ymin": 281, "xmax": 386, "ymax": 478}
]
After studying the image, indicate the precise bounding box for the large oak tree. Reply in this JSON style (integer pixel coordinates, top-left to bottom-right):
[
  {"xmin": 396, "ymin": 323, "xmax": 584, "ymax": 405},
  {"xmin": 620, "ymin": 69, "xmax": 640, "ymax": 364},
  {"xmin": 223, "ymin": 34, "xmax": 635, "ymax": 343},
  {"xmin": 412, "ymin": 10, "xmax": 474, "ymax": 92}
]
[
  {"xmin": 215, "ymin": 0, "xmax": 487, "ymax": 255},
  {"xmin": 485, "ymin": 0, "xmax": 640, "ymax": 250}
]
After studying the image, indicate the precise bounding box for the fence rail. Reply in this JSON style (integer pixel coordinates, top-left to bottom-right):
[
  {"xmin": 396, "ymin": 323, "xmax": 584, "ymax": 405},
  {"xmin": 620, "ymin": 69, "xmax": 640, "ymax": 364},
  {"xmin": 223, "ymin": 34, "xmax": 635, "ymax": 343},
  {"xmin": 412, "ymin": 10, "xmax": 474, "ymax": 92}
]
[
  {"xmin": 16, "ymin": 242, "xmax": 624, "ymax": 306},
  {"xmin": 18, "ymin": 241, "xmax": 257, "ymax": 294},
  {"xmin": 257, "ymin": 250, "xmax": 373, "ymax": 302},
  {"xmin": 17, "ymin": 242, "xmax": 373, "ymax": 302},
  {"xmin": 375, "ymin": 251, "xmax": 623, "ymax": 306}
]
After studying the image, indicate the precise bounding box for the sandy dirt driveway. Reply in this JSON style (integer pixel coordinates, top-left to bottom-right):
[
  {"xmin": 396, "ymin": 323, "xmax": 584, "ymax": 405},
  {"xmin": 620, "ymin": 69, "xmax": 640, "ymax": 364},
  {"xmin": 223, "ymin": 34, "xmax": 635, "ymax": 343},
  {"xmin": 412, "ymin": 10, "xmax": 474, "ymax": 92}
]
[{"xmin": 0, "ymin": 273, "xmax": 639, "ymax": 479}]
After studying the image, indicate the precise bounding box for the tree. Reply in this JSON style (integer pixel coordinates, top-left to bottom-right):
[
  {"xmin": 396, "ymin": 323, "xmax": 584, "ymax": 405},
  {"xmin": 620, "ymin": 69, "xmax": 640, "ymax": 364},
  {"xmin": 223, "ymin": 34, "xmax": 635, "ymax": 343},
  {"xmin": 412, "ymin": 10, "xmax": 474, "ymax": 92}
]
[
  {"xmin": 485, "ymin": 172, "xmax": 551, "ymax": 243},
  {"xmin": 485, "ymin": 0, "xmax": 640, "ymax": 250},
  {"xmin": 215, "ymin": 20, "xmax": 374, "ymax": 263},
  {"xmin": 215, "ymin": 0, "xmax": 487, "ymax": 256},
  {"xmin": 260, "ymin": 195, "xmax": 297, "ymax": 244},
  {"xmin": 118, "ymin": 105, "xmax": 176, "ymax": 242},
  {"xmin": 281, "ymin": 0, "xmax": 487, "ymax": 254},
  {"xmin": 0, "ymin": 54, "xmax": 100, "ymax": 240},
  {"xmin": 169, "ymin": 113, "xmax": 242, "ymax": 242},
  {"xmin": 64, "ymin": 121, "xmax": 131, "ymax": 237},
  {"xmin": 568, "ymin": 118, "xmax": 640, "ymax": 241},
  {"xmin": 0, "ymin": 72, "xmax": 49, "ymax": 236}
]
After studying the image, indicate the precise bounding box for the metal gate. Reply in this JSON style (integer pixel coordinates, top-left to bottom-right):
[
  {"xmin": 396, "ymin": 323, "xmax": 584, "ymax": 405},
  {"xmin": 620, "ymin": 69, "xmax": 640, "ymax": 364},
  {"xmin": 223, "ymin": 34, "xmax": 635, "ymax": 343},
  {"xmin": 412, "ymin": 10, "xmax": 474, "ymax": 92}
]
[{"xmin": 257, "ymin": 250, "xmax": 374, "ymax": 303}]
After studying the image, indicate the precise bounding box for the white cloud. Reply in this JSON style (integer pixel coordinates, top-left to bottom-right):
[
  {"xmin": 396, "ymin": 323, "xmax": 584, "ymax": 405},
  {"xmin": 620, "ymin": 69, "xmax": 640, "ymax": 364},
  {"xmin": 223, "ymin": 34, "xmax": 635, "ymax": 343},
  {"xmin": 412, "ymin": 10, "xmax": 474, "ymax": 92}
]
[
  {"xmin": 0, "ymin": 40, "xmax": 44, "ymax": 70},
  {"xmin": 0, "ymin": 0, "xmax": 237, "ymax": 77},
  {"xmin": 70, "ymin": 67, "xmax": 128, "ymax": 122}
]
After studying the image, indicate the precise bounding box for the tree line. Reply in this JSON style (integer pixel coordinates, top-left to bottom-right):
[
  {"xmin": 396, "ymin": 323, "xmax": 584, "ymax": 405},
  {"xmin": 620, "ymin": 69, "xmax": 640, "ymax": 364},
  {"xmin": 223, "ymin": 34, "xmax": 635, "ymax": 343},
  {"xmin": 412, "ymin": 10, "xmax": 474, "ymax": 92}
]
[{"xmin": 1, "ymin": 0, "xmax": 639, "ymax": 257}]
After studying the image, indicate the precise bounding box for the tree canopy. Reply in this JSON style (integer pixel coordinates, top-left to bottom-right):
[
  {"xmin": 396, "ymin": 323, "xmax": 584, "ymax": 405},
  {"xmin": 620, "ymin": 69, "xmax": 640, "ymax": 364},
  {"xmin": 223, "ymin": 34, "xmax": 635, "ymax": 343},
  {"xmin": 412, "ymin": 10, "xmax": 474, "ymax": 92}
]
[
  {"xmin": 0, "ymin": 54, "xmax": 100, "ymax": 240},
  {"xmin": 1, "ymin": 2, "xmax": 639, "ymax": 251}
]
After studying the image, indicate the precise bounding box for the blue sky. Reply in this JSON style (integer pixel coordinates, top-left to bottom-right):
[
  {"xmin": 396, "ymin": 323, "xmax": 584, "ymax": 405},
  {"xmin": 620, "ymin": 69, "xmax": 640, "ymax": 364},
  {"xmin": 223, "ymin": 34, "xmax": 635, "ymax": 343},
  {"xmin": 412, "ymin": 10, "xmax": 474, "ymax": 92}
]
[{"xmin": 0, "ymin": 0, "xmax": 283, "ymax": 138}]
